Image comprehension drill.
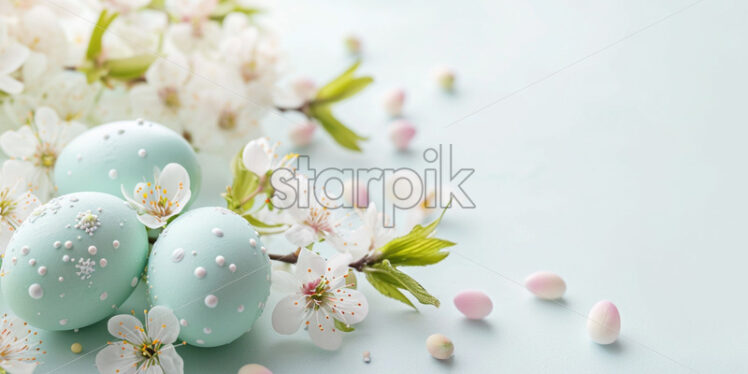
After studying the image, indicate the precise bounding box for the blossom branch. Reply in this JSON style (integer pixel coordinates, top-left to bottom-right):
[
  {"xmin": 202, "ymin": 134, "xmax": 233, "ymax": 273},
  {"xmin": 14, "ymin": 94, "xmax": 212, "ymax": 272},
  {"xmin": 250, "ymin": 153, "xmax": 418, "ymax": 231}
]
[{"xmin": 268, "ymin": 248, "xmax": 379, "ymax": 272}]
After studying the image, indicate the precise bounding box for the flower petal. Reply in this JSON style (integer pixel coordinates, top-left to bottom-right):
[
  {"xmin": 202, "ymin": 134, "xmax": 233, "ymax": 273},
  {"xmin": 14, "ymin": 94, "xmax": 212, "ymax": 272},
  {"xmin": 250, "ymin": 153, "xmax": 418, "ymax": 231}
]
[
  {"xmin": 294, "ymin": 249, "xmax": 326, "ymax": 282},
  {"xmin": 156, "ymin": 345, "xmax": 184, "ymax": 373},
  {"xmin": 157, "ymin": 163, "xmax": 191, "ymax": 210},
  {"xmin": 0, "ymin": 126, "xmax": 36, "ymax": 159},
  {"xmin": 0, "ymin": 75, "xmax": 24, "ymax": 95},
  {"xmin": 241, "ymin": 138, "xmax": 271, "ymax": 177},
  {"xmin": 95, "ymin": 342, "xmax": 140, "ymax": 374},
  {"xmin": 136, "ymin": 213, "xmax": 167, "ymax": 229},
  {"xmin": 0, "ymin": 42, "xmax": 30, "ymax": 75},
  {"xmin": 271, "ymin": 295, "xmax": 306, "ymax": 335},
  {"xmin": 284, "ymin": 224, "xmax": 316, "ymax": 248},
  {"xmin": 141, "ymin": 364, "xmax": 164, "ymax": 374},
  {"xmin": 145, "ymin": 306, "xmax": 180, "ymax": 345},
  {"xmin": 326, "ymin": 253, "xmax": 352, "ymax": 282},
  {"xmin": 326, "ymin": 288, "xmax": 368, "ymax": 326},
  {"xmin": 307, "ymin": 309, "xmax": 343, "ymax": 351},
  {"xmin": 34, "ymin": 106, "xmax": 60, "ymax": 140},
  {"xmin": 271, "ymin": 268, "xmax": 300, "ymax": 294},
  {"xmin": 108, "ymin": 313, "xmax": 147, "ymax": 343}
]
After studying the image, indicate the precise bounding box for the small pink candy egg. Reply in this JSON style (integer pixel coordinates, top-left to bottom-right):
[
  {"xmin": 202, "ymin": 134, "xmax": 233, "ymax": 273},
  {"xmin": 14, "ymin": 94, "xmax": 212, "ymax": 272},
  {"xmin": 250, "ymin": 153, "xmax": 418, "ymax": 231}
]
[
  {"xmin": 238, "ymin": 364, "xmax": 272, "ymax": 374},
  {"xmin": 524, "ymin": 271, "xmax": 566, "ymax": 300},
  {"xmin": 453, "ymin": 290, "xmax": 493, "ymax": 319},
  {"xmin": 426, "ymin": 333, "xmax": 454, "ymax": 360},
  {"xmin": 388, "ymin": 119, "xmax": 416, "ymax": 151},
  {"xmin": 587, "ymin": 300, "xmax": 621, "ymax": 345}
]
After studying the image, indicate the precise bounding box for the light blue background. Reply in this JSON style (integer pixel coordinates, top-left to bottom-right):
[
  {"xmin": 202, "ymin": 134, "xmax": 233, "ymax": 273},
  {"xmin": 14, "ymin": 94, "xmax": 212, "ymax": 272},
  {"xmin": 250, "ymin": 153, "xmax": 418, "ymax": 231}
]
[{"xmin": 3, "ymin": 0, "xmax": 746, "ymax": 372}]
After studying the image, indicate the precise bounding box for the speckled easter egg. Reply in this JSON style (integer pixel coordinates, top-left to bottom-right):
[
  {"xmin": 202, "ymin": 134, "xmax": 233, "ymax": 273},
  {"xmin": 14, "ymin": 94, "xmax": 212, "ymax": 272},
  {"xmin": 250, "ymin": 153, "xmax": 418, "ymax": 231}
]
[
  {"xmin": 0, "ymin": 192, "xmax": 148, "ymax": 330},
  {"xmin": 146, "ymin": 207, "xmax": 271, "ymax": 347},
  {"xmin": 54, "ymin": 119, "xmax": 201, "ymax": 201}
]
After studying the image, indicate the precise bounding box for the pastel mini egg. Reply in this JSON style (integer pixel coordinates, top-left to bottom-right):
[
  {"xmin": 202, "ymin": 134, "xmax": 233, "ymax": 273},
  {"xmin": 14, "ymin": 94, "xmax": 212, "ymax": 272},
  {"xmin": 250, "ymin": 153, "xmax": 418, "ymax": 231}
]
[
  {"xmin": 146, "ymin": 207, "xmax": 271, "ymax": 347},
  {"xmin": 453, "ymin": 290, "xmax": 492, "ymax": 319},
  {"xmin": 524, "ymin": 271, "xmax": 566, "ymax": 300},
  {"xmin": 587, "ymin": 300, "xmax": 621, "ymax": 344},
  {"xmin": 426, "ymin": 333, "xmax": 454, "ymax": 360},
  {"xmin": 0, "ymin": 192, "xmax": 148, "ymax": 330},
  {"xmin": 238, "ymin": 364, "xmax": 272, "ymax": 374},
  {"xmin": 54, "ymin": 119, "xmax": 201, "ymax": 201}
]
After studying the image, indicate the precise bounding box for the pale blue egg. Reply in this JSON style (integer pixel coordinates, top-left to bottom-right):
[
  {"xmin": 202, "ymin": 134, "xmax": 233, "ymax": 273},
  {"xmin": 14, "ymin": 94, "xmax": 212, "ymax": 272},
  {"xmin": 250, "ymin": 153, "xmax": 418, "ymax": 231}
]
[
  {"xmin": 0, "ymin": 192, "xmax": 149, "ymax": 330},
  {"xmin": 147, "ymin": 207, "xmax": 271, "ymax": 347},
  {"xmin": 54, "ymin": 119, "xmax": 201, "ymax": 201}
]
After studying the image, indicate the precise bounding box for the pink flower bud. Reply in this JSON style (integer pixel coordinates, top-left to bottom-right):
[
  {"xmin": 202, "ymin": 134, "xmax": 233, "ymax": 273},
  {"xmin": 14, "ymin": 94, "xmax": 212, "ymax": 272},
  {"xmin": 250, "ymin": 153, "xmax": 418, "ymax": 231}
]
[
  {"xmin": 288, "ymin": 121, "xmax": 316, "ymax": 147},
  {"xmin": 343, "ymin": 179, "xmax": 369, "ymax": 208},
  {"xmin": 382, "ymin": 88, "xmax": 406, "ymax": 117},
  {"xmin": 344, "ymin": 35, "xmax": 362, "ymax": 55},
  {"xmin": 432, "ymin": 65, "xmax": 456, "ymax": 91},
  {"xmin": 292, "ymin": 77, "xmax": 317, "ymax": 102},
  {"xmin": 388, "ymin": 119, "xmax": 416, "ymax": 151}
]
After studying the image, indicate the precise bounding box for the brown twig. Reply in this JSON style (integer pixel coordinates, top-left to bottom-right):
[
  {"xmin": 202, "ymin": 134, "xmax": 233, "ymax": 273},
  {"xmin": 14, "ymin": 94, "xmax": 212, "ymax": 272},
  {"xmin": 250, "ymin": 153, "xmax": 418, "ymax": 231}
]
[{"xmin": 268, "ymin": 248, "xmax": 378, "ymax": 272}]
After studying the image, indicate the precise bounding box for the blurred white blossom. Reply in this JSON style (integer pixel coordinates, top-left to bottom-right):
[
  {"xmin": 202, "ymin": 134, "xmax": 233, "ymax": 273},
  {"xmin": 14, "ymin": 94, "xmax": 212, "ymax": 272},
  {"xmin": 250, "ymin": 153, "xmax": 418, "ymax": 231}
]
[{"xmin": 0, "ymin": 107, "xmax": 85, "ymax": 201}]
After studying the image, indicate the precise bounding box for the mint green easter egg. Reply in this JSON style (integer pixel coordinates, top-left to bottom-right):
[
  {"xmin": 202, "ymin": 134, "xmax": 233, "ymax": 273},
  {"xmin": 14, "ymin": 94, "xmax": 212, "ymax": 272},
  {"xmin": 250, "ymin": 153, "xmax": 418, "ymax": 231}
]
[
  {"xmin": 54, "ymin": 119, "xmax": 201, "ymax": 201},
  {"xmin": 147, "ymin": 207, "xmax": 271, "ymax": 347},
  {"xmin": 0, "ymin": 192, "xmax": 148, "ymax": 330}
]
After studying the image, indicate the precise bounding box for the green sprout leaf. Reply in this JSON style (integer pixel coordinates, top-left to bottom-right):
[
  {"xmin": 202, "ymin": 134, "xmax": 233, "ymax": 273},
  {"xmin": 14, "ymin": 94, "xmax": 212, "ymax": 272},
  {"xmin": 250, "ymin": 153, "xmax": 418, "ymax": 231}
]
[
  {"xmin": 103, "ymin": 54, "xmax": 157, "ymax": 81},
  {"xmin": 211, "ymin": 0, "xmax": 261, "ymax": 22},
  {"xmin": 365, "ymin": 259, "xmax": 440, "ymax": 309},
  {"xmin": 86, "ymin": 10, "xmax": 118, "ymax": 62},
  {"xmin": 378, "ymin": 208, "xmax": 454, "ymax": 266},
  {"xmin": 309, "ymin": 105, "xmax": 367, "ymax": 152},
  {"xmin": 334, "ymin": 319, "xmax": 355, "ymax": 332},
  {"xmin": 345, "ymin": 269, "xmax": 357, "ymax": 289},
  {"xmin": 224, "ymin": 149, "xmax": 260, "ymax": 213},
  {"xmin": 306, "ymin": 61, "xmax": 372, "ymax": 152},
  {"xmin": 242, "ymin": 213, "xmax": 283, "ymax": 229},
  {"xmin": 315, "ymin": 61, "xmax": 373, "ymax": 104}
]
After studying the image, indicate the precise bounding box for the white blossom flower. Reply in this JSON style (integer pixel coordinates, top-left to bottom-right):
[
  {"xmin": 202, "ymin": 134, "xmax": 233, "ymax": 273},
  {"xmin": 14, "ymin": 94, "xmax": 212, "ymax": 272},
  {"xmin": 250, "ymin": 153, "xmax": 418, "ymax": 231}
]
[
  {"xmin": 241, "ymin": 137, "xmax": 298, "ymax": 178},
  {"xmin": 164, "ymin": 0, "xmax": 221, "ymax": 54},
  {"xmin": 0, "ymin": 313, "xmax": 43, "ymax": 374},
  {"xmin": 282, "ymin": 201, "xmax": 347, "ymax": 248},
  {"xmin": 121, "ymin": 163, "xmax": 191, "ymax": 229},
  {"xmin": 0, "ymin": 20, "xmax": 30, "ymax": 95},
  {"xmin": 271, "ymin": 250, "xmax": 368, "ymax": 350},
  {"xmin": 14, "ymin": 71, "xmax": 96, "ymax": 127},
  {"xmin": 14, "ymin": 5, "xmax": 68, "ymax": 75},
  {"xmin": 179, "ymin": 56, "xmax": 268, "ymax": 154},
  {"xmin": 268, "ymin": 174, "xmax": 348, "ymax": 247},
  {"xmin": 0, "ymin": 163, "xmax": 40, "ymax": 255},
  {"xmin": 334, "ymin": 203, "xmax": 395, "ymax": 261},
  {"xmin": 95, "ymin": 306, "xmax": 184, "ymax": 374},
  {"xmin": 219, "ymin": 22, "xmax": 279, "ymax": 89},
  {"xmin": 129, "ymin": 51, "xmax": 194, "ymax": 132},
  {"xmin": 0, "ymin": 106, "xmax": 86, "ymax": 201}
]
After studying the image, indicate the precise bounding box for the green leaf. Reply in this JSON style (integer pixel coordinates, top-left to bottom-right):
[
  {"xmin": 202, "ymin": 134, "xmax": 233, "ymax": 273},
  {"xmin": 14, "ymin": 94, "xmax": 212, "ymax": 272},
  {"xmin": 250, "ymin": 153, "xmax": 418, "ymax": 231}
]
[
  {"xmin": 86, "ymin": 10, "xmax": 119, "ymax": 62},
  {"xmin": 210, "ymin": 0, "xmax": 261, "ymax": 22},
  {"xmin": 309, "ymin": 105, "xmax": 367, "ymax": 152},
  {"xmin": 103, "ymin": 54, "xmax": 157, "ymax": 80},
  {"xmin": 378, "ymin": 208, "xmax": 454, "ymax": 266},
  {"xmin": 365, "ymin": 259, "xmax": 440, "ymax": 309},
  {"xmin": 315, "ymin": 61, "xmax": 373, "ymax": 104},
  {"xmin": 334, "ymin": 319, "xmax": 355, "ymax": 332},
  {"xmin": 345, "ymin": 269, "xmax": 357, "ymax": 289},
  {"xmin": 243, "ymin": 213, "xmax": 284, "ymax": 229},
  {"xmin": 225, "ymin": 148, "xmax": 260, "ymax": 213},
  {"xmin": 315, "ymin": 61, "xmax": 362, "ymax": 101},
  {"xmin": 365, "ymin": 271, "xmax": 415, "ymax": 309}
]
